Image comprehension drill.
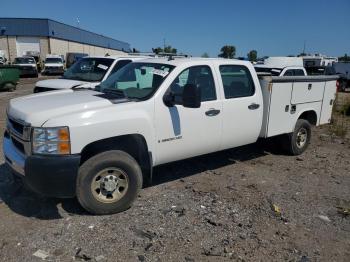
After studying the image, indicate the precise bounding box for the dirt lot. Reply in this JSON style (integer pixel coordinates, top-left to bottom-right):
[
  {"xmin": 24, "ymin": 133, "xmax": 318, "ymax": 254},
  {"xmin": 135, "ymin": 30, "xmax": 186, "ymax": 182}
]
[{"xmin": 0, "ymin": 78, "xmax": 349, "ymax": 262}]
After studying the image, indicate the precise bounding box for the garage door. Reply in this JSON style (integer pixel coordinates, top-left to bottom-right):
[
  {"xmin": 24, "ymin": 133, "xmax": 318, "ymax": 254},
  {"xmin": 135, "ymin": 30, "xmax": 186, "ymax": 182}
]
[{"xmin": 16, "ymin": 37, "xmax": 40, "ymax": 57}]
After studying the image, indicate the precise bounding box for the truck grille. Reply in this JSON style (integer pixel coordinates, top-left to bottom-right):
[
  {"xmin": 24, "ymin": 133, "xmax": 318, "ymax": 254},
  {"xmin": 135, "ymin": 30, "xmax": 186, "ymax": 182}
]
[
  {"xmin": 7, "ymin": 115, "xmax": 32, "ymax": 141},
  {"xmin": 8, "ymin": 118, "xmax": 24, "ymax": 135},
  {"xmin": 11, "ymin": 137, "xmax": 25, "ymax": 154},
  {"xmin": 6, "ymin": 115, "xmax": 32, "ymax": 155}
]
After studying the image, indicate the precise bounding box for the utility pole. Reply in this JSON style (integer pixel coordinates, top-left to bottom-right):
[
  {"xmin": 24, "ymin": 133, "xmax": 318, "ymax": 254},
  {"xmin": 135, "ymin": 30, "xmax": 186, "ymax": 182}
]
[
  {"xmin": 302, "ymin": 40, "xmax": 306, "ymax": 55},
  {"xmin": 163, "ymin": 38, "xmax": 166, "ymax": 50}
]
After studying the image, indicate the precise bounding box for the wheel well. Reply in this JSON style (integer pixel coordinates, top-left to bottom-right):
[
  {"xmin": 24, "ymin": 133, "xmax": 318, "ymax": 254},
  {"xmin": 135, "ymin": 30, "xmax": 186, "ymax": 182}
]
[
  {"xmin": 299, "ymin": 110, "xmax": 317, "ymax": 125},
  {"xmin": 80, "ymin": 134, "xmax": 152, "ymax": 183}
]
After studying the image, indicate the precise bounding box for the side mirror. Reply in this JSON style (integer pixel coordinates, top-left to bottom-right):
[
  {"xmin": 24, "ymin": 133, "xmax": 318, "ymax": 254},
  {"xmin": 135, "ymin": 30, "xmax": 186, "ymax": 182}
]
[
  {"xmin": 182, "ymin": 83, "xmax": 201, "ymax": 108},
  {"xmin": 163, "ymin": 92, "xmax": 175, "ymax": 107}
]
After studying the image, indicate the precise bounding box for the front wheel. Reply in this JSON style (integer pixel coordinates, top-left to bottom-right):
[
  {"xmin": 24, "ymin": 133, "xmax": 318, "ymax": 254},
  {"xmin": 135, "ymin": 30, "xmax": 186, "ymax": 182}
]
[
  {"xmin": 283, "ymin": 119, "xmax": 311, "ymax": 155},
  {"xmin": 76, "ymin": 150, "xmax": 143, "ymax": 215}
]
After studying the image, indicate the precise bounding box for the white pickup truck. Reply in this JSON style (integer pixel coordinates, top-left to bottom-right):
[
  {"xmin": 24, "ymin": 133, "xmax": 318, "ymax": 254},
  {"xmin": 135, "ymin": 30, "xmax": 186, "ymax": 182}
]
[
  {"xmin": 34, "ymin": 55, "xmax": 146, "ymax": 93},
  {"xmin": 3, "ymin": 58, "xmax": 338, "ymax": 214},
  {"xmin": 42, "ymin": 55, "xmax": 65, "ymax": 75}
]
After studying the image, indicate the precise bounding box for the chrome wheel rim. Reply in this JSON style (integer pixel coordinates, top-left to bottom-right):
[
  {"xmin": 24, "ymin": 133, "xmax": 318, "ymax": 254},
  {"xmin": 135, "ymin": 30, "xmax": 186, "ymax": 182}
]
[
  {"xmin": 91, "ymin": 168, "xmax": 129, "ymax": 203},
  {"xmin": 296, "ymin": 128, "xmax": 308, "ymax": 148}
]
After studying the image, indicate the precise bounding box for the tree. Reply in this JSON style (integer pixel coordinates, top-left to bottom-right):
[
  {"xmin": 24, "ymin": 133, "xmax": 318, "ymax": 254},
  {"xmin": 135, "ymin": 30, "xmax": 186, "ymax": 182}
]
[
  {"xmin": 247, "ymin": 50, "xmax": 257, "ymax": 62},
  {"xmin": 201, "ymin": 52, "xmax": 209, "ymax": 58},
  {"xmin": 339, "ymin": 53, "xmax": 350, "ymax": 62},
  {"xmin": 164, "ymin": 45, "xmax": 177, "ymax": 54},
  {"xmin": 218, "ymin": 45, "xmax": 236, "ymax": 59},
  {"xmin": 152, "ymin": 46, "xmax": 177, "ymax": 54},
  {"xmin": 152, "ymin": 47, "xmax": 163, "ymax": 54}
]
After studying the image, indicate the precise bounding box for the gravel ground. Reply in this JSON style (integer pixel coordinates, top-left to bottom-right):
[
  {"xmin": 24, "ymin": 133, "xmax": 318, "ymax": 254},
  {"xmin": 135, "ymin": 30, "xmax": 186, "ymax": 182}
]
[{"xmin": 0, "ymin": 78, "xmax": 349, "ymax": 262}]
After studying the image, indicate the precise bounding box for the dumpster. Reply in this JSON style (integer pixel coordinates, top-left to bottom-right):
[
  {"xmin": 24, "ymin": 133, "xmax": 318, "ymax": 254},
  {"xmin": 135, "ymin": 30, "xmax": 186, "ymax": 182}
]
[{"xmin": 0, "ymin": 65, "xmax": 20, "ymax": 91}]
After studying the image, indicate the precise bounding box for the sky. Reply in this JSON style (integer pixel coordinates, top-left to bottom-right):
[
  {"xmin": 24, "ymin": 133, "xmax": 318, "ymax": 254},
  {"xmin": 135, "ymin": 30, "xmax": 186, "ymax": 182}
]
[{"xmin": 1, "ymin": 0, "xmax": 349, "ymax": 58}]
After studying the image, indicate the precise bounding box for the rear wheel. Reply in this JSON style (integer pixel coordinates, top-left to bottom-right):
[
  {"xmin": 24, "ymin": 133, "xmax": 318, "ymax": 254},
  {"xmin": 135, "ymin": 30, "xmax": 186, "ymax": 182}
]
[
  {"xmin": 283, "ymin": 119, "xmax": 311, "ymax": 155},
  {"xmin": 76, "ymin": 150, "xmax": 143, "ymax": 215}
]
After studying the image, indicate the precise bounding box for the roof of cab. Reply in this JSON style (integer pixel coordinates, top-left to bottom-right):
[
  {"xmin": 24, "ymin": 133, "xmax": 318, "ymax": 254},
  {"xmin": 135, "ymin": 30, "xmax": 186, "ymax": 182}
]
[
  {"xmin": 134, "ymin": 57, "xmax": 254, "ymax": 67},
  {"xmin": 82, "ymin": 55, "xmax": 150, "ymax": 61}
]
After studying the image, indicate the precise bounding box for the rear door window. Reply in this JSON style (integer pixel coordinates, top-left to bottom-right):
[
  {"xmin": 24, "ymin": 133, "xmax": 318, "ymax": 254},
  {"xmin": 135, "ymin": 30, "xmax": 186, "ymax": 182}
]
[
  {"xmin": 293, "ymin": 69, "xmax": 305, "ymax": 76},
  {"xmin": 283, "ymin": 70, "xmax": 294, "ymax": 76},
  {"xmin": 219, "ymin": 65, "xmax": 255, "ymax": 98}
]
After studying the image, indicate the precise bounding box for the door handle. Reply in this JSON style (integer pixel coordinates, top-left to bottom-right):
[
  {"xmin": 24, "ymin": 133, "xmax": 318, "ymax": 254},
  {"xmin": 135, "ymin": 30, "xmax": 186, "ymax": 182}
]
[
  {"xmin": 248, "ymin": 103, "xmax": 260, "ymax": 110},
  {"xmin": 205, "ymin": 108, "xmax": 220, "ymax": 116}
]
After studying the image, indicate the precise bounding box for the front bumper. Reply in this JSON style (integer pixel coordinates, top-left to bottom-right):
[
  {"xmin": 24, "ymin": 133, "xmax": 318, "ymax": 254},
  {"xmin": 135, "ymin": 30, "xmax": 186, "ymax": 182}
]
[
  {"xmin": 18, "ymin": 67, "xmax": 37, "ymax": 76},
  {"xmin": 3, "ymin": 133, "xmax": 80, "ymax": 198},
  {"xmin": 43, "ymin": 67, "xmax": 64, "ymax": 74}
]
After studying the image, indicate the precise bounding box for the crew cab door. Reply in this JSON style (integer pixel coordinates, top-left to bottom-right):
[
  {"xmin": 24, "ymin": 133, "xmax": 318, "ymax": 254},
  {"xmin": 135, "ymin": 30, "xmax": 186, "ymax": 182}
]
[
  {"xmin": 154, "ymin": 65, "xmax": 222, "ymax": 165},
  {"xmin": 217, "ymin": 64, "xmax": 263, "ymax": 150}
]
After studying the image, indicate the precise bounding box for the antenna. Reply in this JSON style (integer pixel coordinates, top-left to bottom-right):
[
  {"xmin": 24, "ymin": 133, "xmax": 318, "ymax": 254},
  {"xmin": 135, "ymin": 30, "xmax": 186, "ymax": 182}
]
[{"xmin": 302, "ymin": 40, "xmax": 306, "ymax": 54}]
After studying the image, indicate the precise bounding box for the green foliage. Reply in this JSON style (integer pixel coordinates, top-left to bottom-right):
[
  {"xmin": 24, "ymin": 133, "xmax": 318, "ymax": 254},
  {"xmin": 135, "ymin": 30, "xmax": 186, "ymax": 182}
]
[
  {"xmin": 218, "ymin": 45, "xmax": 236, "ymax": 59},
  {"xmin": 338, "ymin": 54, "xmax": 350, "ymax": 62},
  {"xmin": 247, "ymin": 50, "xmax": 257, "ymax": 62},
  {"xmin": 152, "ymin": 46, "xmax": 177, "ymax": 54},
  {"xmin": 201, "ymin": 52, "xmax": 209, "ymax": 58}
]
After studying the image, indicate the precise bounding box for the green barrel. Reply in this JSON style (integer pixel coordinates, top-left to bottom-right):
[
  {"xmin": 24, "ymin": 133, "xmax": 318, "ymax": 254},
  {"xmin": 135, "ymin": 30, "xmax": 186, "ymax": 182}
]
[{"xmin": 0, "ymin": 65, "xmax": 20, "ymax": 91}]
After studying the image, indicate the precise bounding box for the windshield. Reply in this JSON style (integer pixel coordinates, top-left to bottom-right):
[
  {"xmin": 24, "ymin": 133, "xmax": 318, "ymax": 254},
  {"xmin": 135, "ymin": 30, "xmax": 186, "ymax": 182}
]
[
  {"xmin": 62, "ymin": 58, "xmax": 114, "ymax": 82},
  {"xmin": 99, "ymin": 62, "xmax": 175, "ymax": 100},
  {"xmin": 14, "ymin": 57, "xmax": 35, "ymax": 64},
  {"xmin": 45, "ymin": 58, "xmax": 62, "ymax": 63}
]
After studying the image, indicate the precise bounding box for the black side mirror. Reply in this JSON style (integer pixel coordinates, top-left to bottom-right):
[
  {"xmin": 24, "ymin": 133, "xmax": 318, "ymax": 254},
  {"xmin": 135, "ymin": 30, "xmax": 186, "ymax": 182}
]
[
  {"xmin": 163, "ymin": 91, "xmax": 175, "ymax": 107},
  {"xmin": 182, "ymin": 83, "xmax": 201, "ymax": 108}
]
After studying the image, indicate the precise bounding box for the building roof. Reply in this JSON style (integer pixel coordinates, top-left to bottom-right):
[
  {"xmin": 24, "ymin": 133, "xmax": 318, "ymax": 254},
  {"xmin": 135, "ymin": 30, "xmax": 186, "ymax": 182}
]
[{"xmin": 0, "ymin": 18, "xmax": 130, "ymax": 52}]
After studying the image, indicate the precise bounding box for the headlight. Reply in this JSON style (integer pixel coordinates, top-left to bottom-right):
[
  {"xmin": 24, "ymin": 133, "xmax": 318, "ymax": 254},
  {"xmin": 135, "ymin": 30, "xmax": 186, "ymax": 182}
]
[{"xmin": 32, "ymin": 127, "xmax": 71, "ymax": 155}]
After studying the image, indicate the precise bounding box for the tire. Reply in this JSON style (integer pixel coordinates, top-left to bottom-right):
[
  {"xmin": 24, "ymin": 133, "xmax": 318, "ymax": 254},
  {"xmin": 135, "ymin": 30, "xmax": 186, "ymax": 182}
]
[
  {"xmin": 76, "ymin": 150, "xmax": 143, "ymax": 215},
  {"xmin": 283, "ymin": 119, "xmax": 311, "ymax": 155},
  {"xmin": 5, "ymin": 83, "xmax": 16, "ymax": 92}
]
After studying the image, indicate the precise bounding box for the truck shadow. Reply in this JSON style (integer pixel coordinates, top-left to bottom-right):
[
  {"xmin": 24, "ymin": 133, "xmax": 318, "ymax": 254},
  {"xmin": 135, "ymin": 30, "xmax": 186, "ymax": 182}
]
[
  {"xmin": 0, "ymin": 139, "xmax": 281, "ymax": 220},
  {"xmin": 150, "ymin": 140, "xmax": 276, "ymax": 186},
  {"xmin": 0, "ymin": 164, "xmax": 86, "ymax": 219}
]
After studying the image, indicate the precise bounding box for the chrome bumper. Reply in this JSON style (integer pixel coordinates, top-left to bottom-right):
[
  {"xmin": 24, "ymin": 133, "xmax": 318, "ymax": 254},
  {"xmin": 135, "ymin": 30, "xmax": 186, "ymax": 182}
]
[{"xmin": 3, "ymin": 135, "xmax": 26, "ymax": 176}]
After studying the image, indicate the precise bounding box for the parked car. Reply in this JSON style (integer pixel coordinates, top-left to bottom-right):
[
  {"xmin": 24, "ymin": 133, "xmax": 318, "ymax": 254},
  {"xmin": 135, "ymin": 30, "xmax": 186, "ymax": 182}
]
[
  {"xmin": 3, "ymin": 58, "xmax": 338, "ymax": 214},
  {"xmin": 0, "ymin": 65, "xmax": 20, "ymax": 91},
  {"xmin": 12, "ymin": 56, "xmax": 38, "ymax": 77},
  {"xmin": 42, "ymin": 55, "xmax": 65, "ymax": 75},
  {"xmin": 325, "ymin": 62, "xmax": 350, "ymax": 92},
  {"xmin": 34, "ymin": 56, "xmax": 147, "ymax": 93},
  {"xmin": 66, "ymin": 52, "xmax": 88, "ymax": 69},
  {"xmin": 23, "ymin": 51, "xmax": 43, "ymax": 72}
]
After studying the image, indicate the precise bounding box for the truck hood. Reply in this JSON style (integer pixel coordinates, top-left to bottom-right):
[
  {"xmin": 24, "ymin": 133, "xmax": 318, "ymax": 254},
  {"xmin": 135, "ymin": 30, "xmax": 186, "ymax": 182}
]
[
  {"xmin": 44, "ymin": 63, "xmax": 63, "ymax": 67},
  {"xmin": 35, "ymin": 79, "xmax": 90, "ymax": 90},
  {"xmin": 7, "ymin": 90, "xmax": 114, "ymax": 126},
  {"xmin": 15, "ymin": 63, "xmax": 36, "ymax": 67}
]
